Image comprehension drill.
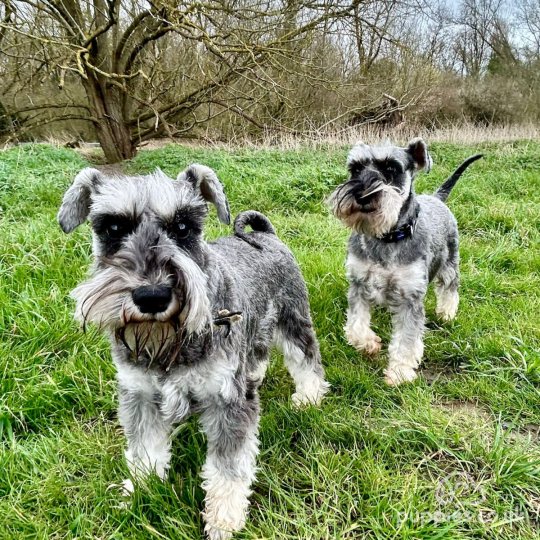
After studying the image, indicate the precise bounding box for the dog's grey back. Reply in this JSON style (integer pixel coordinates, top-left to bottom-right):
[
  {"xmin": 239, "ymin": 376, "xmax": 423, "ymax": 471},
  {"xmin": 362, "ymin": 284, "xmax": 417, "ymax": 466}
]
[{"xmin": 209, "ymin": 231, "xmax": 310, "ymax": 324}]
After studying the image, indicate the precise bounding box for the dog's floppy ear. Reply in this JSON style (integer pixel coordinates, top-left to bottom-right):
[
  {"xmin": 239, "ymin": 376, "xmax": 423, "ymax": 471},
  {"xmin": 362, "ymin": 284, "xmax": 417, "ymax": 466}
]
[
  {"xmin": 57, "ymin": 168, "xmax": 103, "ymax": 233},
  {"xmin": 406, "ymin": 138, "xmax": 432, "ymax": 173},
  {"xmin": 178, "ymin": 164, "xmax": 230, "ymax": 225}
]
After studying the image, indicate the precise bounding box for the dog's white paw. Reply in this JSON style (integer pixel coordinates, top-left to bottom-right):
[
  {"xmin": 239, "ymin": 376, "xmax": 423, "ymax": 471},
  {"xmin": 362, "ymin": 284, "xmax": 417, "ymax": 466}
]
[
  {"xmin": 346, "ymin": 327, "xmax": 382, "ymax": 356},
  {"xmin": 107, "ymin": 479, "xmax": 134, "ymax": 509},
  {"xmin": 362, "ymin": 334, "xmax": 382, "ymax": 356},
  {"xmin": 292, "ymin": 378, "xmax": 330, "ymax": 408},
  {"xmin": 203, "ymin": 489, "xmax": 247, "ymax": 540},
  {"xmin": 204, "ymin": 524, "xmax": 234, "ymax": 540},
  {"xmin": 436, "ymin": 291, "xmax": 459, "ymax": 322},
  {"xmin": 436, "ymin": 305, "xmax": 458, "ymax": 322},
  {"xmin": 107, "ymin": 478, "xmax": 134, "ymax": 497},
  {"xmin": 384, "ymin": 364, "xmax": 418, "ymax": 386}
]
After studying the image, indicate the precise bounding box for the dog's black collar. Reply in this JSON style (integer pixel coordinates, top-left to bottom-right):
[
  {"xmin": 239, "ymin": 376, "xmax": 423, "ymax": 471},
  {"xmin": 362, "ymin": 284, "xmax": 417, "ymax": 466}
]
[
  {"xmin": 380, "ymin": 216, "xmax": 417, "ymax": 243},
  {"xmin": 379, "ymin": 200, "xmax": 420, "ymax": 243}
]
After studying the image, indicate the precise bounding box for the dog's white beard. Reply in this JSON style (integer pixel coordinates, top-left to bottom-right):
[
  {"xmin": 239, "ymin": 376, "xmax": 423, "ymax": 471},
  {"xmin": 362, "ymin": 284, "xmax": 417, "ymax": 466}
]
[
  {"xmin": 353, "ymin": 186, "xmax": 404, "ymax": 237},
  {"xmin": 71, "ymin": 258, "xmax": 211, "ymax": 337},
  {"xmin": 330, "ymin": 184, "xmax": 405, "ymax": 238},
  {"xmin": 71, "ymin": 267, "xmax": 129, "ymax": 329},
  {"xmin": 170, "ymin": 251, "xmax": 211, "ymax": 335}
]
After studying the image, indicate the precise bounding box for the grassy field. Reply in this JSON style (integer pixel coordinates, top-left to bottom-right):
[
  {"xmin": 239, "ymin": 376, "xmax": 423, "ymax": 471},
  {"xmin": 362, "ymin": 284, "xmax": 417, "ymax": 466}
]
[{"xmin": 0, "ymin": 141, "xmax": 539, "ymax": 539}]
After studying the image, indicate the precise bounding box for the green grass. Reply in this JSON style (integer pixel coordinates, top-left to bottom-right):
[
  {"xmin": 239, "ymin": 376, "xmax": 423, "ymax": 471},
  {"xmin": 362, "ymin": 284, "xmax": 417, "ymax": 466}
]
[{"xmin": 0, "ymin": 141, "xmax": 539, "ymax": 539}]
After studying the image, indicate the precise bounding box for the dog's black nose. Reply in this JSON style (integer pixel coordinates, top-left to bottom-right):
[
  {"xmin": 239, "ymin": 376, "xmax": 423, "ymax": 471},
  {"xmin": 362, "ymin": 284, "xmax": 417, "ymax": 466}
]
[
  {"xmin": 132, "ymin": 285, "xmax": 173, "ymax": 314},
  {"xmin": 353, "ymin": 170, "xmax": 383, "ymax": 204}
]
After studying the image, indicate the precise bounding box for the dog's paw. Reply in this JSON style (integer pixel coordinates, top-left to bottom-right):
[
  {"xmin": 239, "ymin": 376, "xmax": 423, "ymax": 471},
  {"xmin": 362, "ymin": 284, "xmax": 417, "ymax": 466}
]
[
  {"xmin": 346, "ymin": 327, "xmax": 382, "ymax": 356},
  {"xmin": 203, "ymin": 496, "xmax": 246, "ymax": 540},
  {"xmin": 363, "ymin": 334, "xmax": 382, "ymax": 356},
  {"xmin": 292, "ymin": 379, "xmax": 330, "ymax": 408},
  {"xmin": 436, "ymin": 305, "xmax": 458, "ymax": 322},
  {"xmin": 107, "ymin": 479, "xmax": 134, "ymax": 509},
  {"xmin": 291, "ymin": 382, "xmax": 330, "ymax": 408},
  {"xmin": 205, "ymin": 524, "xmax": 234, "ymax": 540},
  {"xmin": 436, "ymin": 291, "xmax": 459, "ymax": 322},
  {"xmin": 205, "ymin": 523, "xmax": 234, "ymax": 540},
  {"xmin": 107, "ymin": 478, "xmax": 134, "ymax": 497},
  {"xmin": 384, "ymin": 364, "xmax": 418, "ymax": 386}
]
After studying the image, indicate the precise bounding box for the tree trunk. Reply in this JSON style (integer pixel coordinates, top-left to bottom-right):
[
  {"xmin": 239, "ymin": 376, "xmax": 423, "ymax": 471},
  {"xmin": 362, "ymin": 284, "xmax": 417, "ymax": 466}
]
[
  {"xmin": 82, "ymin": 76, "xmax": 135, "ymax": 163},
  {"xmin": 0, "ymin": 100, "xmax": 13, "ymax": 135}
]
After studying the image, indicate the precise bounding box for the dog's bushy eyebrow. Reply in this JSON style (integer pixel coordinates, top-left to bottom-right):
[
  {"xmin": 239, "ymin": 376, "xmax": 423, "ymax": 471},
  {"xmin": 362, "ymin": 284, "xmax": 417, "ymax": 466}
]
[{"xmin": 348, "ymin": 160, "xmax": 368, "ymax": 173}]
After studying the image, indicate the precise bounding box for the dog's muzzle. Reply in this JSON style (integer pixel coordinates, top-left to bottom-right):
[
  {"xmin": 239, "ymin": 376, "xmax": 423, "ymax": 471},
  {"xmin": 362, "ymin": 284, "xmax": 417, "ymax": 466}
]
[
  {"xmin": 352, "ymin": 172, "xmax": 383, "ymax": 213},
  {"xmin": 132, "ymin": 285, "xmax": 173, "ymax": 314}
]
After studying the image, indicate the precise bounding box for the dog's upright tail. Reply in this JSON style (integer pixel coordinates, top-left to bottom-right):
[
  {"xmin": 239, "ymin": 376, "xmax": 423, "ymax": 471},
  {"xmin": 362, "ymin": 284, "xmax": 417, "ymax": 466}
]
[
  {"xmin": 434, "ymin": 154, "xmax": 483, "ymax": 202},
  {"xmin": 234, "ymin": 210, "xmax": 276, "ymax": 250}
]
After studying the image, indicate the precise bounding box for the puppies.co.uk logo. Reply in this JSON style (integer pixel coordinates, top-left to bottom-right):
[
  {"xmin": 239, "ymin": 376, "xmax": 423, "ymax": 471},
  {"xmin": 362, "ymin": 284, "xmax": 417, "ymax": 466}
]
[
  {"xmin": 397, "ymin": 471, "xmax": 530, "ymax": 526},
  {"xmin": 434, "ymin": 470, "xmax": 485, "ymax": 506}
]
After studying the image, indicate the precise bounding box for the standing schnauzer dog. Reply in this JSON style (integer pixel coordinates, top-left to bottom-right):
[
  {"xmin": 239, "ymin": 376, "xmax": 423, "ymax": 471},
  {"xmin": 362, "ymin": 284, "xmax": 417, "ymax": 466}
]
[
  {"xmin": 328, "ymin": 139, "xmax": 482, "ymax": 385},
  {"xmin": 57, "ymin": 165, "xmax": 329, "ymax": 539}
]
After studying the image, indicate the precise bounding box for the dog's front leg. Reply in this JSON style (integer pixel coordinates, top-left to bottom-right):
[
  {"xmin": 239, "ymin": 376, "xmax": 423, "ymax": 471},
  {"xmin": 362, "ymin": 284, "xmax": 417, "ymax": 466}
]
[
  {"xmin": 117, "ymin": 369, "xmax": 173, "ymax": 494},
  {"xmin": 385, "ymin": 294, "xmax": 426, "ymax": 386},
  {"xmin": 345, "ymin": 280, "xmax": 381, "ymax": 356},
  {"xmin": 199, "ymin": 398, "xmax": 260, "ymax": 540}
]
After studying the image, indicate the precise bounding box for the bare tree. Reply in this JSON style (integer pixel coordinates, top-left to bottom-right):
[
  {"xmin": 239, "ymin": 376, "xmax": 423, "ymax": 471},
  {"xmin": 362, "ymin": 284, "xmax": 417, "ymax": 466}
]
[
  {"xmin": 452, "ymin": 0, "xmax": 509, "ymax": 77},
  {"xmin": 351, "ymin": 0, "xmax": 403, "ymax": 74},
  {"xmin": 0, "ymin": 0, "xmax": 359, "ymax": 161},
  {"xmin": 517, "ymin": 0, "xmax": 540, "ymax": 58},
  {"xmin": 2, "ymin": 0, "xmax": 538, "ymax": 149}
]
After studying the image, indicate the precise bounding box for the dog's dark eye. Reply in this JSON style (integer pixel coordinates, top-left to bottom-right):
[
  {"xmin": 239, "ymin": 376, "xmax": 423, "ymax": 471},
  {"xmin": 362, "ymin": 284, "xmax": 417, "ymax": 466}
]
[
  {"xmin": 106, "ymin": 222, "xmax": 130, "ymax": 238},
  {"xmin": 380, "ymin": 161, "xmax": 401, "ymax": 176},
  {"xmin": 175, "ymin": 222, "xmax": 190, "ymax": 239},
  {"xmin": 349, "ymin": 163, "xmax": 365, "ymax": 175}
]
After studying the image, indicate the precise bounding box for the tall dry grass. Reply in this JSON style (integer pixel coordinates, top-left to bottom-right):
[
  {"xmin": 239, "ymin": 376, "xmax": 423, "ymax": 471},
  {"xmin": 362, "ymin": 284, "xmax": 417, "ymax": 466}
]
[
  {"xmin": 3, "ymin": 122, "xmax": 539, "ymax": 157},
  {"xmin": 138, "ymin": 122, "xmax": 540, "ymax": 152}
]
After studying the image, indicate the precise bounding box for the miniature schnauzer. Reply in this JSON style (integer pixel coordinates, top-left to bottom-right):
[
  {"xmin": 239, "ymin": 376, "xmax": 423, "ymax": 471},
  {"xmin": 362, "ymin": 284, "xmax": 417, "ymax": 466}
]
[
  {"xmin": 57, "ymin": 164, "xmax": 329, "ymax": 539},
  {"xmin": 328, "ymin": 139, "xmax": 482, "ymax": 385}
]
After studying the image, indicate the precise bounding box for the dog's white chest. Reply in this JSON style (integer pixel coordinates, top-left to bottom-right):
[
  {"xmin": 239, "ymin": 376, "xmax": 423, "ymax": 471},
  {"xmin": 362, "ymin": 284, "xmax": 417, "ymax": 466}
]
[
  {"xmin": 169, "ymin": 357, "xmax": 239, "ymax": 403},
  {"xmin": 346, "ymin": 254, "xmax": 426, "ymax": 305}
]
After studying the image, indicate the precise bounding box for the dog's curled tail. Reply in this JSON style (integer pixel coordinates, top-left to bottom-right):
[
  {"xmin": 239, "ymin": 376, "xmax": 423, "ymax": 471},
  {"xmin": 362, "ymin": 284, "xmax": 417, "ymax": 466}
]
[
  {"xmin": 434, "ymin": 154, "xmax": 483, "ymax": 202},
  {"xmin": 234, "ymin": 210, "xmax": 276, "ymax": 250}
]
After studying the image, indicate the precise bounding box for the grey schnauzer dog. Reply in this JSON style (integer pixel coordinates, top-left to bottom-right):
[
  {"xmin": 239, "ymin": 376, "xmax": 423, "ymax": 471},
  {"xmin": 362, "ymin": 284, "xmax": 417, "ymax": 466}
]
[
  {"xmin": 328, "ymin": 139, "xmax": 481, "ymax": 385},
  {"xmin": 57, "ymin": 164, "xmax": 329, "ymax": 539}
]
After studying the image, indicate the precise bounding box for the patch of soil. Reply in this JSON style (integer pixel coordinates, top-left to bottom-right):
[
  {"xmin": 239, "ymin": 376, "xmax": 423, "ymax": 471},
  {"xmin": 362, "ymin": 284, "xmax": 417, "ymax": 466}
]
[
  {"xmin": 420, "ymin": 364, "xmax": 460, "ymax": 385},
  {"xmin": 435, "ymin": 400, "xmax": 540, "ymax": 446},
  {"xmin": 435, "ymin": 399, "xmax": 493, "ymax": 423},
  {"xmin": 502, "ymin": 421, "xmax": 540, "ymax": 443}
]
